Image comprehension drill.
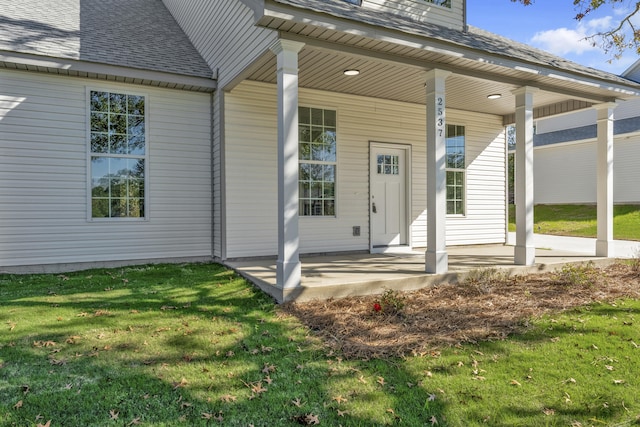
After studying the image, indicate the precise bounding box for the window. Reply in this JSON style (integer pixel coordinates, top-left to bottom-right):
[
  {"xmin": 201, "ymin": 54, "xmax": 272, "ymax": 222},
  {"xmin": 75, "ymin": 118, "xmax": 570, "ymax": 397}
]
[
  {"xmin": 299, "ymin": 107, "xmax": 336, "ymax": 216},
  {"xmin": 89, "ymin": 90, "xmax": 146, "ymax": 219},
  {"xmin": 377, "ymin": 155, "xmax": 399, "ymax": 175},
  {"xmin": 424, "ymin": 0, "xmax": 451, "ymax": 7},
  {"xmin": 342, "ymin": 0, "xmax": 362, "ymax": 4},
  {"xmin": 446, "ymin": 124, "xmax": 465, "ymax": 215}
]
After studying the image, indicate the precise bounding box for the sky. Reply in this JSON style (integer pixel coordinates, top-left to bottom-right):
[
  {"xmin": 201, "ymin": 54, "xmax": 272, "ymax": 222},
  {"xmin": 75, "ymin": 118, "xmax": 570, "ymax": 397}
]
[{"xmin": 466, "ymin": 0, "xmax": 640, "ymax": 75}]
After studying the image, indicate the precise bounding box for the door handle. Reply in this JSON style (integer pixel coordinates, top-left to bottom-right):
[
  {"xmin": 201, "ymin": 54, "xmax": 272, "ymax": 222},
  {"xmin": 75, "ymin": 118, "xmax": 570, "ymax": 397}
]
[{"xmin": 372, "ymin": 202, "xmax": 377, "ymax": 213}]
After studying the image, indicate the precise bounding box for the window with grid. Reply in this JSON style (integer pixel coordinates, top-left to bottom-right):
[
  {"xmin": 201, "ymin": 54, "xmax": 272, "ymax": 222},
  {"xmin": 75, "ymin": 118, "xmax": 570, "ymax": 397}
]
[
  {"xmin": 89, "ymin": 90, "xmax": 146, "ymax": 219},
  {"xmin": 446, "ymin": 124, "xmax": 465, "ymax": 215},
  {"xmin": 424, "ymin": 0, "xmax": 451, "ymax": 7},
  {"xmin": 298, "ymin": 107, "xmax": 336, "ymax": 217}
]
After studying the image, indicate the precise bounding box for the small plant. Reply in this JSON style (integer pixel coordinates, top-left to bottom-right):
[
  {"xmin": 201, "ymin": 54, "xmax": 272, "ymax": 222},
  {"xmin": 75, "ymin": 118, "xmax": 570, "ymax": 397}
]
[
  {"xmin": 461, "ymin": 268, "xmax": 510, "ymax": 295},
  {"xmin": 373, "ymin": 288, "xmax": 405, "ymax": 314},
  {"xmin": 630, "ymin": 247, "xmax": 640, "ymax": 274},
  {"xmin": 553, "ymin": 262, "xmax": 600, "ymax": 287}
]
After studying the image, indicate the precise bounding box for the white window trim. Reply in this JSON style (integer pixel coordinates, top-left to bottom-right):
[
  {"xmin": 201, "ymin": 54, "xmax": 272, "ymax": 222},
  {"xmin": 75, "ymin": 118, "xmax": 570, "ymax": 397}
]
[
  {"xmin": 86, "ymin": 86, "xmax": 150, "ymax": 222},
  {"xmin": 298, "ymin": 104, "xmax": 339, "ymax": 219},
  {"xmin": 446, "ymin": 123, "xmax": 466, "ymax": 217}
]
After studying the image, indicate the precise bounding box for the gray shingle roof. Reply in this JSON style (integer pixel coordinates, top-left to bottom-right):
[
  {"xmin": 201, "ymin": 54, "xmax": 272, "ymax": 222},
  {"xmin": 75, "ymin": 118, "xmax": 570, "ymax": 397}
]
[
  {"xmin": 0, "ymin": 0, "xmax": 213, "ymax": 79},
  {"xmin": 534, "ymin": 116, "xmax": 640, "ymax": 147},
  {"xmin": 272, "ymin": 0, "xmax": 640, "ymax": 88}
]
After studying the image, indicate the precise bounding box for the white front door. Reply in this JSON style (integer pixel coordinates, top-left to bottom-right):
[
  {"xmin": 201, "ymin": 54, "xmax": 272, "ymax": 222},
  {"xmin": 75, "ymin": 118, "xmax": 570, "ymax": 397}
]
[{"xmin": 370, "ymin": 144, "xmax": 408, "ymax": 248}]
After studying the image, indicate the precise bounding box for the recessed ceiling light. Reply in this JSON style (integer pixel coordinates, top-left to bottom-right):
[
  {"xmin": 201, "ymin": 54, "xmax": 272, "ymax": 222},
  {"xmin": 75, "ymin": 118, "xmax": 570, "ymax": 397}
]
[
  {"xmin": 343, "ymin": 69, "xmax": 360, "ymax": 76},
  {"xmin": 487, "ymin": 93, "xmax": 502, "ymax": 99}
]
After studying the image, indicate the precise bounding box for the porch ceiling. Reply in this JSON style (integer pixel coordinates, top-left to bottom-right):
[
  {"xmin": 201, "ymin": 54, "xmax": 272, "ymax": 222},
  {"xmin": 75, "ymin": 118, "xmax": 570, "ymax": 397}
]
[
  {"xmin": 243, "ymin": 1, "xmax": 640, "ymax": 122},
  {"xmin": 246, "ymin": 46, "xmax": 578, "ymax": 119}
]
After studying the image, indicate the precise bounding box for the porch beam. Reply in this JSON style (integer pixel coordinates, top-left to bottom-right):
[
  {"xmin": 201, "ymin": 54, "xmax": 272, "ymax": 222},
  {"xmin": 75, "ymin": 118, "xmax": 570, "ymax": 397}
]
[
  {"xmin": 513, "ymin": 86, "xmax": 538, "ymax": 266},
  {"xmin": 594, "ymin": 102, "xmax": 617, "ymax": 257},
  {"xmin": 279, "ymin": 34, "xmax": 620, "ymax": 105},
  {"xmin": 425, "ymin": 69, "xmax": 451, "ymax": 274},
  {"xmin": 270, "ymin": 39, "xmax": 305, "ymax": 290}
]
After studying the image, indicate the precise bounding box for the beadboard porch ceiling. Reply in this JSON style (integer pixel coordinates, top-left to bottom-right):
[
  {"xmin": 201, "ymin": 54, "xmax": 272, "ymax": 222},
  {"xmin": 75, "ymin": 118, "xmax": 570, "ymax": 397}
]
[
  {"xmin": 239, "ymin": 0, "xmax": 640, "ymax": 122},
  {"xmin": 244, "ymin": 45, "xmax": 593, "ymax": 122}
]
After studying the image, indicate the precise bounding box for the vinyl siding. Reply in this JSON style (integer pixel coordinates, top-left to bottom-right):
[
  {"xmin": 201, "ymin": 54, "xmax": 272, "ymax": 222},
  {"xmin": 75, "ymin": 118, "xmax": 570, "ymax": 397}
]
[
  {"xmin": 363, "ymin": 0, "xmax": 464, "ymax": 30},
  {"xmin": 224, "ymin": 80, "xmax": 506, "ymax": 257},
  {"xmin": 161, "ymin": 0, "xmax": 277, "ymax": 90},
  {"xmin": 0, "ymin": 70, "xmax": 212, "ymax": 269},
  {"xmin": 534, "ymin": 136, "xmax": 640, "ymax": 204}
]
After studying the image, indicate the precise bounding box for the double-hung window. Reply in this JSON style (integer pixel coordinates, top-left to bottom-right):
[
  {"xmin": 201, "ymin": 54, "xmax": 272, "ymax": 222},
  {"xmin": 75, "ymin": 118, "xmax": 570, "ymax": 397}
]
[
  {"xmin": 446, "ymin": 124, "xmax": 465, "ymax": 215},
  {"xmin": 89, "ymin": 90, "xmax": 147, "ymax": 219},
  {"xmin": 298, "ymin": 107, "xmax": 336, "ymax": 217}
]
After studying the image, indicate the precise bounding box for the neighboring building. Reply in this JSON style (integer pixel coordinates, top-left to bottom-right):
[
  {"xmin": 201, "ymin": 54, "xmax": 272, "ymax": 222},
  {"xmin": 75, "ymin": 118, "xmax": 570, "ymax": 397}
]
[
  {"xmin": 2, "ymin": 0, "xmax": 639, "ymax": 301},
  {"xmin": 532, "ymin": 60, "xmax": 640, "ymax": 204}
]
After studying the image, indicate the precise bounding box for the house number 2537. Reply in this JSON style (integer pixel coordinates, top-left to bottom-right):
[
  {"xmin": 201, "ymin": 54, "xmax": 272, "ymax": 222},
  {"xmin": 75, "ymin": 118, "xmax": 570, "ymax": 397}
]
[{"xmin": 436, "ymin": 96, "xmax": 444, "ymax": 137}]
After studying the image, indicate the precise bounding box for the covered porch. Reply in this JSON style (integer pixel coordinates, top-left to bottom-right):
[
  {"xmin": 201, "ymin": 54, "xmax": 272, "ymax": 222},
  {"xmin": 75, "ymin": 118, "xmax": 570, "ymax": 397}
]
[
  {"xmin": 219, "ymin": 1, "xmax": 640, "ymax": 303},
  {"xmin": 225, "ymin": 233, "xmax": 639, "ymax": 302}
]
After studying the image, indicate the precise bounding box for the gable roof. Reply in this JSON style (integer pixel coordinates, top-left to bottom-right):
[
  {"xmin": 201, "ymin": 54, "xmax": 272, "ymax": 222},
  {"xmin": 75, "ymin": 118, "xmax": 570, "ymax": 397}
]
[
  {"xmin": 0, "ymin": 0, "xmax": 214, "ymax": 89},
  {"xmin": 269, "ymin": 0, "xmax": 639, "ymax": 88},
  {"xmin": 622, "ymin": 59, "xmax": 640, "ymax": 82}
]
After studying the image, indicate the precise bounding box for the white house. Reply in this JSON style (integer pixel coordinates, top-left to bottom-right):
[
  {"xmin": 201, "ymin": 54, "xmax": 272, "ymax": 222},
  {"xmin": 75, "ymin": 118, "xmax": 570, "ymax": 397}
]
[
  {"xmin": 2, "ymin": 0, "xmax": 639, "ymax": 302},
  {"xmin": 533, "ymin": 60, "xmax": 640, "ymax": 204}
]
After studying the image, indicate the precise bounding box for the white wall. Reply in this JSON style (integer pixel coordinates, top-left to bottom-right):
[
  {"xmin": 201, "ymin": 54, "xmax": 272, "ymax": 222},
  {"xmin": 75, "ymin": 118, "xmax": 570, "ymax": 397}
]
[
  {"xmin": 0, "ymin": 70, "xmax": 212, "ymax": 270},
  {"xmin": 224, "ymin": 81, "xmax": 506, "ymax": 258},
  {"xmin": 534, "ymin": 136, "xmax": 640, "ymax": 204},
  {"xmin": 161, "ymin": 0, "xmax": 277, "ymax": 90}
]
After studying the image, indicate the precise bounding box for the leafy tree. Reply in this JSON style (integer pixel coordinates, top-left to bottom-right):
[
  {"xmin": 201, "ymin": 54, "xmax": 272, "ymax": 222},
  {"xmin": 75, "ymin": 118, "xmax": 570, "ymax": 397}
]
[{"xmin": 511, "ymin": 0, "xmax": 640, "ymax": 60}]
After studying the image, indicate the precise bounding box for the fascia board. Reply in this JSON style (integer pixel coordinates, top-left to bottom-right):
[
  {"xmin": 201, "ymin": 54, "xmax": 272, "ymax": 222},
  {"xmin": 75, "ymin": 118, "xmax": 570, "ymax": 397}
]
[{"xmin": 0, "ymin": 51, "xmax": 217, "ymax": 92}]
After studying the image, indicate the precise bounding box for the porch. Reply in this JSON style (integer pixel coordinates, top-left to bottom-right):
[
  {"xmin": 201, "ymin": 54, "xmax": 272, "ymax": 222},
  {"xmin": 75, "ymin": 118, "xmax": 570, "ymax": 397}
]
[
  {"xmin": 225, "ymin": 234, "xmax": 638, "ymax": 303},
  {"xmin": 215, "ymin": 2, "xmax": 640, "ymax": 300}
]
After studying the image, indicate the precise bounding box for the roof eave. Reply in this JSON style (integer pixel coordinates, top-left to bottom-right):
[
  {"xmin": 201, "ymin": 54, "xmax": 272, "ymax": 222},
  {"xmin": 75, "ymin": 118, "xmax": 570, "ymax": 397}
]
[
  {"xmin": 259, "ymin": 1, "xmax": 640, "ymax": 100},
  {"xmin": 0, "ymin": 51, "xmax": 217, "ymax": 93}
]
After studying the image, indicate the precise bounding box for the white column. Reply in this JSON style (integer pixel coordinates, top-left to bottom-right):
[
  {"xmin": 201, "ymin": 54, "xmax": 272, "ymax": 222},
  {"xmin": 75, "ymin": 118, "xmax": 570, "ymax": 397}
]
[
  {"xmin": 513, "ymin": 86, "xmax": 538, "ymax": 266},
  {"xmin": 594, "ymin": 102, "xmax": 617, "ymax": 257},
  {"xmin": 425, "ymin": 69, "xmax": 451, "ymax": 274},
  {"xmin": 270, "ymin": 39, "xmax": 304, "ymax": 289}
]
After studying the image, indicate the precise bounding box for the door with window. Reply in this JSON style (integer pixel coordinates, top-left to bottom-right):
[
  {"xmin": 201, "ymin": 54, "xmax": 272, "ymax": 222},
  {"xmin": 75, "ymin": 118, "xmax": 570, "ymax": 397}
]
[{"xmin": 370, "ymin": 144, "xmax": 408, "ymax": 248}]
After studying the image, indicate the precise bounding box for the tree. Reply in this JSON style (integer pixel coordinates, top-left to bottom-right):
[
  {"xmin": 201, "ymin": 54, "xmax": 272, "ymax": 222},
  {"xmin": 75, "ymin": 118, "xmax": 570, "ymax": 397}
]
[{"xmin": 511, "ymin": 0, "xmax": 640, "ymax": 60}]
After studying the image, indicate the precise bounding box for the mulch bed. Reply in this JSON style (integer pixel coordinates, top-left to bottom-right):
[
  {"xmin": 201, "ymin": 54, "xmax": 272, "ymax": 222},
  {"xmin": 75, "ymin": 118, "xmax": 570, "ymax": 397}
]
[{"xmin": 280, "ymin": 263, "xmax": 640, "ymax": 359}]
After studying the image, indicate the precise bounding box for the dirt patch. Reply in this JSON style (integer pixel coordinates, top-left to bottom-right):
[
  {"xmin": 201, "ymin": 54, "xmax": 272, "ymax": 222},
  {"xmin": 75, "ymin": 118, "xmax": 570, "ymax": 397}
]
[{"xmin": 281, "ymin": 263, "xmax": 640, "ymax": 359}]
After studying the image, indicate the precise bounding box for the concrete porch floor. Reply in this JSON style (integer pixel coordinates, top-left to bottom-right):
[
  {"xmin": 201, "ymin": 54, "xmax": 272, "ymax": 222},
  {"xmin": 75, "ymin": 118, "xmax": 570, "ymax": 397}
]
[{"xmin": 225, "ymin": 235, "xmax": 640, "ymax": 303}]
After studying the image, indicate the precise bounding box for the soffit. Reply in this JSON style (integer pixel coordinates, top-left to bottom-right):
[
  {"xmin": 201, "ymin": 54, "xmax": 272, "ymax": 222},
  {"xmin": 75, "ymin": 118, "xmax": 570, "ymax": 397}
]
[
  {"xmin": 247, "ymin": 46, "xmax": 592, "ymax": 118},
  {"xmin": 246, "ymin": 4, "xmax": 640, "ymax": 119}
]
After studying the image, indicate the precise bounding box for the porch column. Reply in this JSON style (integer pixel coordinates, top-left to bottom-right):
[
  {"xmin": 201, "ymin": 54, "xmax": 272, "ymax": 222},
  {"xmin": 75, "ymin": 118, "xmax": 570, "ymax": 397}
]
[
  {"xmin": 513, "ymin": 86, "xmax": 538, "ymax": 266},
  {"xmin": 594, "ymin": 102, "xmax": 617, "ymax": 257},
  {"xmin": 425, "ymin": 69, "xmax": 451, "ymax": 274},
  {"xmin": 270, "ymin": 39, "xmax": 305, "ymax": 289}
]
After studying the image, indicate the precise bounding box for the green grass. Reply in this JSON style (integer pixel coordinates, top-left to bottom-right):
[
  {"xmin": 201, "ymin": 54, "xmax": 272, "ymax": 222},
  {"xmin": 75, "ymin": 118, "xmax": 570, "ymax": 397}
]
[
  {"xmin": 509, "ymin": 204, "xmax": 640, "ymax": 240},
  {"xmin": 1, "ymin": 263, "xmax": 640, "ymax": 426}
]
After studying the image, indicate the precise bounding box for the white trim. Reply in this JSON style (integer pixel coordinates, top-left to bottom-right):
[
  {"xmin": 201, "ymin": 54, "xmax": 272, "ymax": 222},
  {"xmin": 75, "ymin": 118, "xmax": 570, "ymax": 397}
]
[
  {"xmin": 2, "ymin": 51, "xmax": 216, "ymax": 92},
  {"xmin": 297, "ymin": 103, "xmax": 339, "ymax": 219},
  {"xmin": 85, "ymin": 86, "xmax": 150, "ymax": 222},
  {"xmin": 444, "ymin": 122, "xmax": 467, "ymax": 217},
  {"xmin": 260, "ymin": 4, "xmax": 640, "ymax": 99},
  {"xmin": 369, "ymin": 141, "xmax": 413, "ymax": 252}
]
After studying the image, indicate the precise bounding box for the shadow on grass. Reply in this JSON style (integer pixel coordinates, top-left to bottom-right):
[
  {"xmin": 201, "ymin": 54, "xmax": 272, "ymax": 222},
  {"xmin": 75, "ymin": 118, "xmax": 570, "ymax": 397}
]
[{"xmin": 0, "ymin": 263, "xmax": 438, "ymax": 426}]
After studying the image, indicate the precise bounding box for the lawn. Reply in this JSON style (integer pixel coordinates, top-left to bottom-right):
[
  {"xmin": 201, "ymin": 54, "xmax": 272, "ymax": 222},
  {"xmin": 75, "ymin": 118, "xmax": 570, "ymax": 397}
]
[
  {"xmin": 1, "ymin": 263, "xmax": 640, "ymax": 426},
  {"xmin": 509, "ymin": 204, "xmax": 640, "ymax": 240}
]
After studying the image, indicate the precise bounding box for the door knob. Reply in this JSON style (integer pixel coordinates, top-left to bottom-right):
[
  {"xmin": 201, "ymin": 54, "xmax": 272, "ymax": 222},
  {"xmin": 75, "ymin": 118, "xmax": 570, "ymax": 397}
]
[{"xmin": 372, "ymin": 202, "xmax": 377, "ymax": 213}]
